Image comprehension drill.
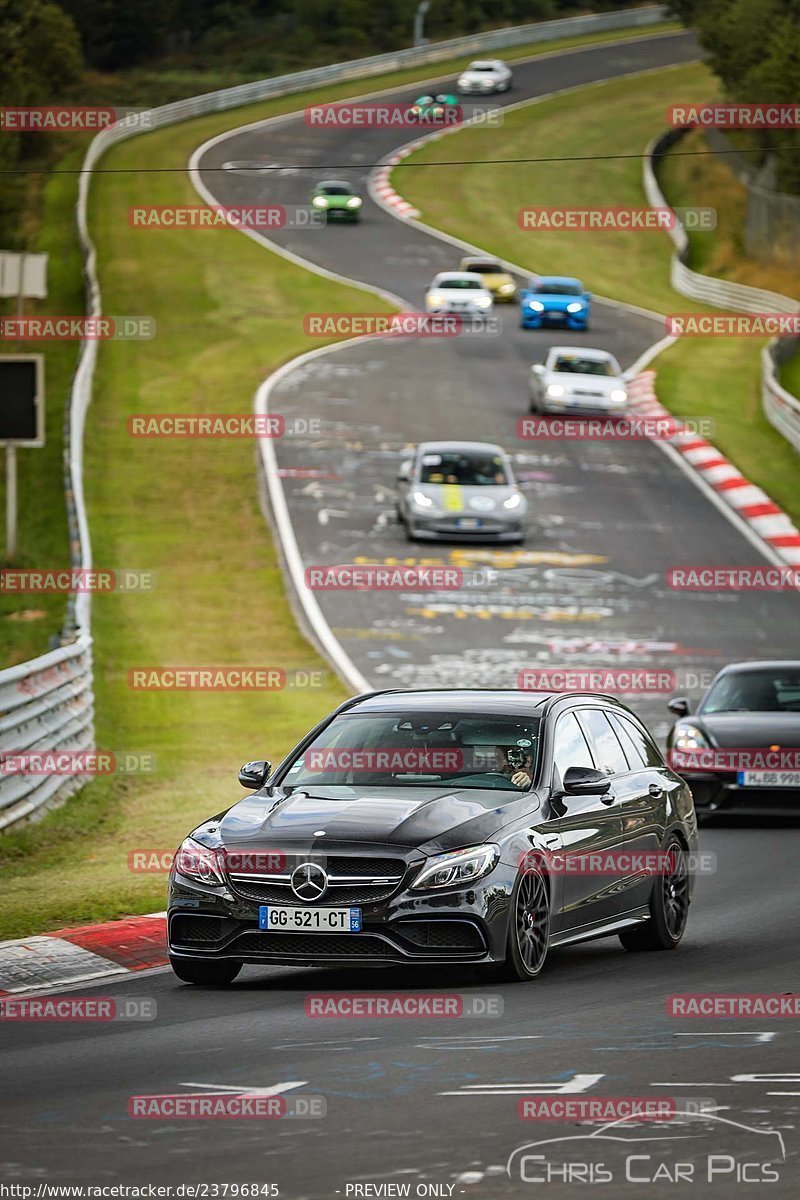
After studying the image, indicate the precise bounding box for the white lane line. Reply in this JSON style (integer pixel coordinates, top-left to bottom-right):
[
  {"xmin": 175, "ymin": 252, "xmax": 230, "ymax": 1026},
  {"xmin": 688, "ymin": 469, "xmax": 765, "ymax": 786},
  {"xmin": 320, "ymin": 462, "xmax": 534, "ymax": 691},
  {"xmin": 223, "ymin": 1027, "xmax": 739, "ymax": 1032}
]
[{"xmin": 181, "ymin": 1080, "xmax": 307, "ymax": 1096}]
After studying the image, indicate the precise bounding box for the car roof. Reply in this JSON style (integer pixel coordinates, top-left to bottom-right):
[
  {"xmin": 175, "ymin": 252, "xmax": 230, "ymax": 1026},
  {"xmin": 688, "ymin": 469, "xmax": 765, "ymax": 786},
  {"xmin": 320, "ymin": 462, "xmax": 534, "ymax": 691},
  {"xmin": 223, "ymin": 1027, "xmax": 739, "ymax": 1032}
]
[
  {"xmin": 316, "ymin": 179, "xmax": 353, "ymax": 189},
  {"xmin": 347, "ymin": 689, "xmax": 633, "ymax": 716},
  {"xmin": 714, "ymin": 660, "xmax": 800, "ymax": 674},
  {"xmin": 549, "ymin": 345, "xmax": 613, "ymax": 360},
  {"xmin": 468, "ymin": 60, "xmax": 502, "ymax": 67},
  {"xmin": 433, "ymin": 271, "xmax": 486, "ymax": 283},
  {"xmin": 416, "ymin": 440, "xmax": 507, "ymax": 456},
  {"xmin": 534, "ymin": 275, "xmax": 584, "ymax": 288},
  {"xmin": 461, "ymin": 256, "xmax": 504, "ymax": 268}
]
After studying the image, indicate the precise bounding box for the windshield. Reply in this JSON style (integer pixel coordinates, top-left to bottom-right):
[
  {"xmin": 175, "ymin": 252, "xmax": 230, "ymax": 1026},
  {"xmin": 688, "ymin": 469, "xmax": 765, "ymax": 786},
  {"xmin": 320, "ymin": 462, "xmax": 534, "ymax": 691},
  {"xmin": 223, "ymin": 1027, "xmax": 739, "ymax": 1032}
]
[
  {"xmin": 700, "ymin": 668, "xmax": 800, "ymax": 714},
  {"xmin": 552, "ymin": 356, "xmax": 615, "ymax": 376},
  {"xmin": 419, "ymin": 450, "xmax": 509, "ymax": 486},
  {"xmin": 466, "ymin": 262, "xmax": 503, "ymax": 274},
  {"xmin": 469, "ymin": 65, "xmax": 495, "ymax": 72},
  {"xmin": 281, "ymin": 712, "xmax": 541, "ymax": 790},
  {"xmin": 319, "ymin": 185, "xmax": 352, "ymax": 196},
  {"xmin": 534, "ymin": 281, "xmax": 583, "ymax": 296},
  {"xmin": 437, "ymin": 277, "xmax": 482, "ymax": 289}
]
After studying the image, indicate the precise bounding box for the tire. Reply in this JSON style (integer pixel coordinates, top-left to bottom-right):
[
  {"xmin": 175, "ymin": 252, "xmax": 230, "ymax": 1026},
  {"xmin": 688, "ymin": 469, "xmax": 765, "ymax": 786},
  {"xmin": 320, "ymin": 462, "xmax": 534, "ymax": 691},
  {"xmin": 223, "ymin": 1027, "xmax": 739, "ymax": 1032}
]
[
  {"xmin": 619, "ymin": 839, "xmax": 690, "ymax": 952},
  {"xmin": 170, "ymin": 955, "xmax": 242, "ymax": 986},
  {"xmin": 496, "ymin": 862, "xmax": 550, "ymax": 981}
]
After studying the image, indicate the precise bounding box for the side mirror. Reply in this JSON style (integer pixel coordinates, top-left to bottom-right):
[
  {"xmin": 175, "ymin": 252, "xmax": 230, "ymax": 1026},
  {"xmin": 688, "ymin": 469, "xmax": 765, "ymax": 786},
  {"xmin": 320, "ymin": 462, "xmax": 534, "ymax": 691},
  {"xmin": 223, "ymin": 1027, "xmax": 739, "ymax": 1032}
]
[
  {"xmin": 397, "ymin": 461, "xmax": 412, "ymax": 483},
  {"xmin": 668, "ymin": 696, "xmax": 691, "ymax": 717},
  {"xmin": 584, "ymin": 292, "xmax": 592, "ymax": 301},
  {"xmin": 519, "ymin": 288, "xmax": 531, "ymax": 299},
  {"xmin": 238, "ymin": 760, "xmax": 272, "ymax": 789},
  {"xmin": 531, "ymin": 363, "xmax": 545, "ymax": 375},
  {"xmin": 562, "ymin": 765, "xmax": 611, "ymax": 796}
]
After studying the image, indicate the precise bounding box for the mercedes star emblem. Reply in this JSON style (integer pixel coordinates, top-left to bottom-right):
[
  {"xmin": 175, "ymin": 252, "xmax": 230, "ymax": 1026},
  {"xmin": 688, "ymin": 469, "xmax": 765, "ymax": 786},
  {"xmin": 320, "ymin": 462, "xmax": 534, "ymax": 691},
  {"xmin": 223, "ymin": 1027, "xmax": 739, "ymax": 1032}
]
[{"xmin": 290, "ymin": 862, "xmax": 329, "ymax": 901}]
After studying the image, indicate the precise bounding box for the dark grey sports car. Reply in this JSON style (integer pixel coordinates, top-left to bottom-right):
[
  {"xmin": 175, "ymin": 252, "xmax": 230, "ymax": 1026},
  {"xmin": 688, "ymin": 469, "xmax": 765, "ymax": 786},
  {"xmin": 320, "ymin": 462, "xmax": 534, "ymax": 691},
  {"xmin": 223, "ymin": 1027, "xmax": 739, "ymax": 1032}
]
[
  {"xmin": 168, "ymin": 689, "xmax": 698, "ymax": 985},
  {"xmin": 667, "ymin": 660, "xmax": 800, "ymax": 818}
]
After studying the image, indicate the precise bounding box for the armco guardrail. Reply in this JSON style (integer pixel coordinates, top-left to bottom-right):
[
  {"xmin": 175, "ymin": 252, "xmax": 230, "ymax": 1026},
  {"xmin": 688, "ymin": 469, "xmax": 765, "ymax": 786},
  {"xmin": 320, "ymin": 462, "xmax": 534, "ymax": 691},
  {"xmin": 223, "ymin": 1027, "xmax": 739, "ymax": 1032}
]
[
  {"xmin": 644, "ymin": 127, "xmax": 800, "ymax": 453},
  {"xmin": 0, "ymin": 6, "xmax": 669, "ymax": 830}
]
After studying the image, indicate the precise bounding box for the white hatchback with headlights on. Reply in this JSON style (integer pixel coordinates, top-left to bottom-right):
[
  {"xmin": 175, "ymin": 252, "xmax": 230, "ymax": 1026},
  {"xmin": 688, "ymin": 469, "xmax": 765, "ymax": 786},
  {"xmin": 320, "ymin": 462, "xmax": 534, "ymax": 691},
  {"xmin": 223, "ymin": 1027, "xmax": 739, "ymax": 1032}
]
[
  {"xmin": 396, "ymin": 440, "xmax": 526, "ymax": 543},
  {"xmin": 529, "ymin": 346, "xmax": 630, "ymax": 415},
  {"xmin": 425, "ymin": 272, "xmax": 494, "ymax": 317},
  {"xmin": 457, "ymin": 59, "xmax": 512, "ymax": 94}
]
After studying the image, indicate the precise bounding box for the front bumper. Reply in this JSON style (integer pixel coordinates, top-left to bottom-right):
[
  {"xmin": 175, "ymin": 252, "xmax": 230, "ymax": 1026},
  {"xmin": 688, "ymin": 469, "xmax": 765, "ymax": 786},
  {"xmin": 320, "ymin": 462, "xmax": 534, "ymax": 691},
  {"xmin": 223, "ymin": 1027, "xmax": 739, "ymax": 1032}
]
[
  {"xmin": 407, "ymin": 513, "xmax": 523, "ymax": 542},
  {"xmin": 535, "ymin": 395, "xmax": 629, "ymax": 417},
  {"xmin": 168, "ymin": 862, "xmax": 515, "ymax": 967},
  {"xmin": 683, "ymin": 773, "xmax": 800, "ymax": 814},
  {"xmin": 521, "ymin": 307, "xmax": 588, "ymax": 329}
]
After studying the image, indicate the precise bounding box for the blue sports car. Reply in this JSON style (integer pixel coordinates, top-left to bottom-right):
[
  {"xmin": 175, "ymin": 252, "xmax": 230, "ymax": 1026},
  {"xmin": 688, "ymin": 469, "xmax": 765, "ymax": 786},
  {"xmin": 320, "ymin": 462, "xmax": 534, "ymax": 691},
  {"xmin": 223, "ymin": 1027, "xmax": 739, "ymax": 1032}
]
[{"xmin": 519, "ymin": 276, "xmax": 591, "ymax": 330}]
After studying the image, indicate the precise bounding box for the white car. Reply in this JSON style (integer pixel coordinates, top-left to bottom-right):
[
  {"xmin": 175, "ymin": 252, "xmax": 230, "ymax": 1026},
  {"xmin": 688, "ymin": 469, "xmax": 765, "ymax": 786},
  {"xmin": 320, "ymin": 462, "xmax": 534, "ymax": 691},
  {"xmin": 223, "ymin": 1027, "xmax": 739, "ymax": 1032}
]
[
  {"xmin": 529, "ymin": 347, "xmax": 630, "ymax": 415},
  {"xmin": 425, "ymin": 272, "xmax": 494, "ymax": 316},
  {"xmin": 457, "ymin": 60, "xmax": 512, "ymax": 94}
]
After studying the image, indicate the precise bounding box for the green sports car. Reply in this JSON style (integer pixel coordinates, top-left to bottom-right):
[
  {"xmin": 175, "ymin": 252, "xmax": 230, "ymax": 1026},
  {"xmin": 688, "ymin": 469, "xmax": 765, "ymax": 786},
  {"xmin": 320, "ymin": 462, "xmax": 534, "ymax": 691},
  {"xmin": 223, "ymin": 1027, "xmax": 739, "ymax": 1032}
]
[
  {"xmin": 311, "ymin": 180, "xmax": 363, "ymax": 222},
  {"xmin": 408, "ymin": 94, "xmax": 461, "ymax": 124}
]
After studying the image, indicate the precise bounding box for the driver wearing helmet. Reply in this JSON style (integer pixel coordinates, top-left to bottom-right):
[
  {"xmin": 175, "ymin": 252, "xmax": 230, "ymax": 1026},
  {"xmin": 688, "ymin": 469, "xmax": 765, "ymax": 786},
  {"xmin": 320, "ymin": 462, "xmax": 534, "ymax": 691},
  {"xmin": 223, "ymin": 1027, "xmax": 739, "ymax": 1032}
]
[{"xmin": 496, "ymin": 744, "xmax": 534, "ymax": 789}]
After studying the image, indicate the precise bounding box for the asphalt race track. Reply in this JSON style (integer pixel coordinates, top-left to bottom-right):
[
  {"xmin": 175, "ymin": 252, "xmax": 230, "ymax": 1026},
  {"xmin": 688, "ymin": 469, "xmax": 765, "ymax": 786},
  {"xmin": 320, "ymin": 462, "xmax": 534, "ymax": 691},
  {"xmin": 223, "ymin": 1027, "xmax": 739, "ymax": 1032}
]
[{"xmin": 3, "ymin": 31, "xmax": 799, "ymax": 1199}]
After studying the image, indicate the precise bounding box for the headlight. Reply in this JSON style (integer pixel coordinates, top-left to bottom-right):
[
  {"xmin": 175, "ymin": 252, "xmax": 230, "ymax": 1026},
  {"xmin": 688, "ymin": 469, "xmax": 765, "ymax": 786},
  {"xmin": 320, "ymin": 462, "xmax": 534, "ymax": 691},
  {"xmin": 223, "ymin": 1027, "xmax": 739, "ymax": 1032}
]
[
  {"xmin": 458, "ymin": 76, "xmax": 469, "ymax": 86},
  {"xmin": 410, "ymin": 844, "xmax": 499, "ymax": 890},
  {"xmin": 566, "ymin": 302, "xmax": 584, "ymax": 313},
  {"xmin": 673, "ymin": 724, "xmax": 710, "ymax": 751},
  {"xmin": 312, "ymin": 196, "xmax": 328, "ymax": 208},
  {"xmin": 546, "ymin": 383, "xmax": 565, "ymax": 398},
  {"xmin": 526, "ymin": 300, "xmax": 544, "ymax": 311},
  {"xmin": 610, "ymin": 388, "xmax": 628, "ymax": 403},
  {"xmin": 345, "ymin": 196, "xmax": 362, "ymax": 209},
  {"xmin": 428, "ymin": 292, "xmax": 445, "ymax": 306},
  {"xmin": 499, "ymin": 282, "xmax": 515, "ymax": 294},
  {"xmin": 474, "ymin": 295, "xmax": 492, "ymax": 308},
  {"xmin": 174, "ymin": 837, "xmax": 225, "ymax": 886},
  {"xmin": 411, "ymin": 490, "xmax": 434, "ymax": 508},
  {"xmin": 503, "ymin": 492, "xmax": 523, "ymax": 510}
]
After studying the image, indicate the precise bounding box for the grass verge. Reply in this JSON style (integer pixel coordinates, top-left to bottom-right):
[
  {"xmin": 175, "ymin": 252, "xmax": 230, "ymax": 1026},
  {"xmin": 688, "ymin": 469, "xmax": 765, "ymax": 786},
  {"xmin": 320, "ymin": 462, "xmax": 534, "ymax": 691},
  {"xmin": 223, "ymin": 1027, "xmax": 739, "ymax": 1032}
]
[{"xmin": 397, "ymin": 64, "xmax": 800, "ymax": 524}]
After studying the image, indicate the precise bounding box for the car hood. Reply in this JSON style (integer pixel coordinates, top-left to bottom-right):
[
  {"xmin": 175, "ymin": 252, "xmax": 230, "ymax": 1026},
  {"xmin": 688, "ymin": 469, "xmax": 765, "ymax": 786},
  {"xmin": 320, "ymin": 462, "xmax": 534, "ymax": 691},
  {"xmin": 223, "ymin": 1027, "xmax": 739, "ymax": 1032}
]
[
  {"xmin": 547, "ymin": 371, "xmax": 621, "ymax": 392},
  {"xmin": 431, "ymin": 287, "xmax": 491, "ymax": 300},
  {"xmin": 527, "ymin": 292, "xmax": 586, "ymax": 306},
  {"xmin": 460, "ymin": 70, "xmax": 499, "ymax": 81},
  {"xmin": 218, "ymin": 784, "xmax": 531, "ymax": 854},
  {"xmin": 694, "ymin": 712, "xmax": 800, "ymax": 746},
  {"xmin": 416, "ymin": 482, "xmax": 519, "ymax": 512},
  {"xmin": 480, "ymin": 273, "xmax": 515, "ymax": 289}
]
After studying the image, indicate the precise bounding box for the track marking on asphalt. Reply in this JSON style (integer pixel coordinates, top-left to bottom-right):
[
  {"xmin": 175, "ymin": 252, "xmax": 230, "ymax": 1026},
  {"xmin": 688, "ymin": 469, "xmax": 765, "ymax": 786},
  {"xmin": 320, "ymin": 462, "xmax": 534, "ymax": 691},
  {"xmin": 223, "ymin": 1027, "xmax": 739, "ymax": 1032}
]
[
  {"xmin": 440, "ymin": 1074, "xmax": 604, "ymax": 1096},
  {"xmin": 180, "ymin": 1080, "xmax": 308, "ymax": 1096},
  {"xmin": 275, "ymin": 1037, "xmax": 381, "ymax": 1048},
  {"xmin": 675, "ymin": 1032, "xmax": 778, "ymax": 1042}
]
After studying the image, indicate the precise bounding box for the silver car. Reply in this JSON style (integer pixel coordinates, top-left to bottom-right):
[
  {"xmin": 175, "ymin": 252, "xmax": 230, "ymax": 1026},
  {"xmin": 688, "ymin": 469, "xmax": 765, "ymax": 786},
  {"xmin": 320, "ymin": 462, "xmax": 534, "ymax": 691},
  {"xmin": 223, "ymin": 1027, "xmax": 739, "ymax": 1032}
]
[
  {"xmin": 457, "ymin": 59, "xmax": 512, "ymax": 94},
  {"xmin": 425, "ymin": 272, "xmax": 494, "ymax": 317},
  {"xmin": 529, "ymin": 346, "xmax": 630, "ymax": 415},
  {"xmin": 397, "ymin": 440, "xmax": 527, "ymax": 543}
]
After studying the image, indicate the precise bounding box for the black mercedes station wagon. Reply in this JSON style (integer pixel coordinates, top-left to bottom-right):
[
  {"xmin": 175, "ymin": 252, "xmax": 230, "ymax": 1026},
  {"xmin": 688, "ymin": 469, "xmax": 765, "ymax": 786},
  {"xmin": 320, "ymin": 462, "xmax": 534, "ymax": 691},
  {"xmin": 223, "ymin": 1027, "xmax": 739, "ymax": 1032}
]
[{"xmin": 168, "ymin": 689, "xmax": 698, "ymax": 984}]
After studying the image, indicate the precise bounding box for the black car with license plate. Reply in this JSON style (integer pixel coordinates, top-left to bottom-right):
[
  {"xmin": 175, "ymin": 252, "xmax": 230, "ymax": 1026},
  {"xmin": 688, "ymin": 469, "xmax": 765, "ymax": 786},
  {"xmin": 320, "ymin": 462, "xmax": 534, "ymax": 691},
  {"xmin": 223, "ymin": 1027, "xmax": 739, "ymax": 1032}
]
[
  {"xmin": 168, "ymin": 689, "xmax": 698, "ymax": 985},
  {"xmin": 667, "ymin": 660, "xmax": 800, "ymax": 819}
]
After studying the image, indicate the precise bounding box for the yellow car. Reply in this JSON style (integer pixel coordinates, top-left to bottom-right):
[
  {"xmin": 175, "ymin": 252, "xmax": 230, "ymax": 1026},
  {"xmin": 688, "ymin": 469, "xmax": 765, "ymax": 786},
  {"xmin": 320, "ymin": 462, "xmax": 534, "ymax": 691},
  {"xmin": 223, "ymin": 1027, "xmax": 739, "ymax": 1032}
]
[{"xmin": 459, "ymin": 256, "xmax": 517, "ymax": 302}]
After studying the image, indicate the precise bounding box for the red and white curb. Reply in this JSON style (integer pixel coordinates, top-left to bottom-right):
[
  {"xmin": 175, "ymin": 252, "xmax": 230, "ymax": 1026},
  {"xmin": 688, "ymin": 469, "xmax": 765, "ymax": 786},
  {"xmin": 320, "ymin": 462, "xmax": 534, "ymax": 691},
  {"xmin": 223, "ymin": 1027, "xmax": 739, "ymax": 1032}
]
[
  {"xmin": 0, "ymin": 913, "xmax": 168, "ymax": 994},
  {"xmin": 372, "ymin": 145, "xmax": 422, "ymax": 219},
  {"xmin": 630, "ymin": 371, "xmax": 800, "ymax": 568}
]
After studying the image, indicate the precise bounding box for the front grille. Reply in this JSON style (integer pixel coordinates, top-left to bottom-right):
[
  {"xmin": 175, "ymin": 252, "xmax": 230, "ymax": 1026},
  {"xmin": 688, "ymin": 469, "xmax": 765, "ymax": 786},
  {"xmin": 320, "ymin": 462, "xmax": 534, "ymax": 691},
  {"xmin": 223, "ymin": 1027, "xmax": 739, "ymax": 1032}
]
[
  {"xmin": 229, "ymin": 880, "xmax": 400, "ymax": 905},
  {"xmin": 232, "ymin": 932, "xmax": 394, "ymax": 958},
  {"xmin": 398, "ymin": 921, "xmax": 486, "ymax": 952},
  {"xmin": 171, "ymin": 915, "xmax": 229, "ymax": 944},
  {"xmin": 227, "ymin": 854, "xmax": 406, "ymax": 906}
]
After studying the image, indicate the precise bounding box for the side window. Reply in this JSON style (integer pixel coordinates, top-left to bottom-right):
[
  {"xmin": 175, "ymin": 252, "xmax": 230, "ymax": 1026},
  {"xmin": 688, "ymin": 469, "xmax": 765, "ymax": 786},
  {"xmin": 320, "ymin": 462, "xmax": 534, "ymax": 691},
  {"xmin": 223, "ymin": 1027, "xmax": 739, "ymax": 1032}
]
[
  {"xmin": 576, "ymin": 709, "xmax": 630, "ymax": 776},
  {"xmin": 608, "ymin": 712, "xmax": 647, "ymax": 769},
  {"xmin": 553, "ymin": 712, "xmax": 595, "ymax": 782},
  {"xmin": 614, "ymin": 714, "xmax": 663, "ymax": 768}
]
